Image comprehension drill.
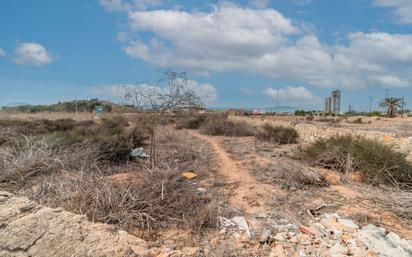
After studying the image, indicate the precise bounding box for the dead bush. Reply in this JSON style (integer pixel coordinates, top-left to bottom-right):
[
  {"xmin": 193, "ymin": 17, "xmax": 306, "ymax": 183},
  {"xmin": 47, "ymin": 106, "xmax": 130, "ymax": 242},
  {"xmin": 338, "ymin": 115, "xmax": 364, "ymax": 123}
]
[
  {"xmin": 178, "ymin": 114, "xmax": 208, "ymax": 129},
  {"xmin": 298, "ymin": 135, "xmax": 412, "ymax": 188},
  {"xmin": 32, "ymin": 127, "xmax": 219, "ymax": 233},
  {"xmin": 200, "ymin": 114, "xmax": 255, "ymax": 137},
  {"xmin": 0, "ymin": 118, "xmax": 220, "ymax": 234},
  {"xmin": 56, "ymin": 116, "xmax": 149, "ymax": 163},
  {"xmin": 257, "ymin": 124, "xmax": 298, "ymax": 144},
  {"xmin": 0, "ymin": 136, "xmax": 99, "ymax": 183},
  {"xmin": 254, "ymin": 158, "xmax": 325, "ymax": 188},
  {"xmin": 348, "ymin": 117, "xmax": 364, "ymax": 124},
  {"xmin": 35, "ymin": 168, "xmax": 218, "ymax": 232},
  {"xmin": 0, "ymin": 118, "xmax": 79, "ymax": 135}
]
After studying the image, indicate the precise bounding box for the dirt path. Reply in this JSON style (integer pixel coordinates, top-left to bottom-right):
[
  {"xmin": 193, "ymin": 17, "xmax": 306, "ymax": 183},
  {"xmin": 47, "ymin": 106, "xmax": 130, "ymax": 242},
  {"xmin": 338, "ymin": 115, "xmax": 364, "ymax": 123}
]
[{"xmin": 189, "ymin": 131, "xmax": 274, "ymax": 217}]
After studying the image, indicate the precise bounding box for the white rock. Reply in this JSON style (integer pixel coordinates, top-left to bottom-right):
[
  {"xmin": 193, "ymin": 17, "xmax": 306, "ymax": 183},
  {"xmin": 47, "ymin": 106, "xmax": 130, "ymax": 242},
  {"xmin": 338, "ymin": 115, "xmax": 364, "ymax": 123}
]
[
  {"xmin": 337, "ymin": 218, "xmax": 359, "ymax": 230},
  {"xmin": 231, "ymin": 216, "xmax": 251, "ymax": 238},
  {"xmin": 356, "ymin": 225, "xmax": 412, "ymax": 257}
]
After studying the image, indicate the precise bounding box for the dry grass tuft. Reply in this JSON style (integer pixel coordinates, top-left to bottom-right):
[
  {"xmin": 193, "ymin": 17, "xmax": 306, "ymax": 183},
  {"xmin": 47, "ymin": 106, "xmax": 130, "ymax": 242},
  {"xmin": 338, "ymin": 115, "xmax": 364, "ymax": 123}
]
[
  {"xmin": 35, "ymin": 167, "xmax": 219, "ymax": 232},
  {"xmin": 253, "ymin": 158, "xmax": 325, "ymax": 188},
  {"xmin": 0, "ymin": 136, "xmax": 99, "ymax": 183},
  {"xmin": 359, "ymin": 186, "xmax": 412, "ymax": 222}
]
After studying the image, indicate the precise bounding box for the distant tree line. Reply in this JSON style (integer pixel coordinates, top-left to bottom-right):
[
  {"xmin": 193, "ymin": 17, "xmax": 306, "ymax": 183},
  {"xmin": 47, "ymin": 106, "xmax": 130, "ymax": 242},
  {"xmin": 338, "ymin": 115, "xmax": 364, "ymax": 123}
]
[{"xmin": 1, "ymin": 99, "xmax": 112, "ymax": 113}]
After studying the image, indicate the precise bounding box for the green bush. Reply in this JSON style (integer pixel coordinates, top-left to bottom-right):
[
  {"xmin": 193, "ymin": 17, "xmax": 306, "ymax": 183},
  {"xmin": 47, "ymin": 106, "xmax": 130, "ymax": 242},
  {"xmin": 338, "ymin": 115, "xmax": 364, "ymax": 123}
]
[
  {"xmin": 200, "ymin": 114, "xmax": 255, "ymax": 137},
  {"xmin": 368, "ymin": 111, "xmax": 381, "ymax": 117},
  {"xmin": 298, "ymin": 135, "xmax": 412, "ymax": 188},
  {"xmin": 257, "ymin": 124, "xmax": 298, "ymax": 144}
]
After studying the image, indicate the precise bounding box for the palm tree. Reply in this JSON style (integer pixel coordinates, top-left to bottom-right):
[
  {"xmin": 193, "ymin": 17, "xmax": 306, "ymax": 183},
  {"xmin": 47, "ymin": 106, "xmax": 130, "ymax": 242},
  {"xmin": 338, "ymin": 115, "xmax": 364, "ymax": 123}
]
[{"xmin": 380, "ymin": 97, "xmax": 402, "ymax": 117}]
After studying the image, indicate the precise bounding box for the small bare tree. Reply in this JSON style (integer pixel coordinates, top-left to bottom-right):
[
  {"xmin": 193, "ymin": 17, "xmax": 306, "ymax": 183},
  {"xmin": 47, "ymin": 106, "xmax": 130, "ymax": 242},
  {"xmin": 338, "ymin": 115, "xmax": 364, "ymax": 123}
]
[{"xmin": 123, "ymin": 70, "xmax": 202, "ymax": 168}]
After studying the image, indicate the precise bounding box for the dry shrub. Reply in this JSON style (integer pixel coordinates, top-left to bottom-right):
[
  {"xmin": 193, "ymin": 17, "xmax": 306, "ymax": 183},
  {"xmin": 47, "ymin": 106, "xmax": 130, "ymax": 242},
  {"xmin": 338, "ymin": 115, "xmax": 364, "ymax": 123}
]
[
  {"xmin": 254, "ymin": 158, "xmax": 325, "ymax": 188},
  {"xmin": 298, "ymin": 135, "xmax": 412, "ymax": 188},
  {"xmin": 36, "ymin": 168, "xmax": 219, "ymax": 232},
  {"xmin": 0, "ymin": 118, "xmax": 78, "ymax": 135},
  {"xmin": 0, "ymin": 115, "xmax": 149, "ymax": 184},
  {"xmin": 0, "ymin": 136, "xmax": 99, "ymax": 183},
  {"xmin": 200, "ymin": 114, "xmax": 255, "ymax": 137},
  {"xmin": 0, "ymin": 116, "xmax": 220, "ymax": 234},
  {"xmin": 348, "ymin": 117, "xmax": 364, "ymax": 124},
  {"xmin": 31, "ymin": 127, "xmax": 219, "ymax": 233},
  {"xmin": 257, "ymin": 124, "xmax": 298, "ymax": 144},
  {"xmin": 1, "ymin": 125, "xmax": 220, "ymax": 234},
  {"xmin": 177, "ymin": 114, "xmax": 208, "ymax": 129},
  {"xmin": 56, "ymin": 115, "xmax": 149, "ymax": 163}
]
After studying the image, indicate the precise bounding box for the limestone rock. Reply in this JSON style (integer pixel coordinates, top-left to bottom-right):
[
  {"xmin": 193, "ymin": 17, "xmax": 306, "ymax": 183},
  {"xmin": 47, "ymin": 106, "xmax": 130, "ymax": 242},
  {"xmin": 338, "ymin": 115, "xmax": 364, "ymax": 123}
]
[{"xmin": 0, "ymin": 192, "xmax": 148, "ymax": 257}]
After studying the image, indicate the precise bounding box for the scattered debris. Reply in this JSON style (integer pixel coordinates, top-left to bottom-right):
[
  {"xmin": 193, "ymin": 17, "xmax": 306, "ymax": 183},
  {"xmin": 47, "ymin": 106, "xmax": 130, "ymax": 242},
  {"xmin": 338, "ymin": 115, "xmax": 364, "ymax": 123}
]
[
  {"xmin": 231, "ymin": 216, "xmax": 252, "ymax": 238},
  {"xmin": 181, "ymin": 171, "xmax": 198, "ymax": 180},
  {"xmin": 299, "ymin": 225, "xmax": 323, "ymax": 237},
  {"xmin": 196, "ymin": 187, "xmax": 207, "ymax": 195},
  {"xmin": 260, "ymin": 213, "xmax": 412, "ymax": 256},
  {"xmin": 129, "ymin": 147, "xmax": 149, "ymax": 158}
]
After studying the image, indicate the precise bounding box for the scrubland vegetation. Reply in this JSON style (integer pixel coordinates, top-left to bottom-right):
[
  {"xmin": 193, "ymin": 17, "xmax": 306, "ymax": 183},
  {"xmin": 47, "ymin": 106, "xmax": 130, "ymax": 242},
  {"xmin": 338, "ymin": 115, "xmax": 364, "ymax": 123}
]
[
  {"xmin": 2, "ymin": 111, "xmax": 412, "ymax": 256},
  {"xmin": 0, "ymin": 115, "xmax": 220, "ymax": 236},
  {"xmin": 298, "ymin": 135, "xmax": 412, "ymax": 188}
]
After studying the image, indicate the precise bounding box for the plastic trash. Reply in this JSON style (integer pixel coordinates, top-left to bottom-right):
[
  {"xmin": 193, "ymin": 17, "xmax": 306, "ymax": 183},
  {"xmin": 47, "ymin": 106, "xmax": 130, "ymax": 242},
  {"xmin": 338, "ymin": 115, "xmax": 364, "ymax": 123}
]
[
  {"xmin": 181, "ymin": 171, "xmax": 198, "ymax": 180},
  {"xmin": 196, "ymin": 187, "xmax": 207, "ymax": 195},
  {"xmin": 130, "ymin": 148, "xmax": 150, "ymax": 158}
]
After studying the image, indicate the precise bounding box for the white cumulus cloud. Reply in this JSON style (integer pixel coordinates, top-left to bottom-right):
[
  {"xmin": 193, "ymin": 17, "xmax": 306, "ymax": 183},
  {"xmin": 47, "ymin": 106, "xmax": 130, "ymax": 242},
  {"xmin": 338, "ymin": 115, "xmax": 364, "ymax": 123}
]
[
  {"xmin": 0, "ymin": 48, "xmax": 6, "ymax": 58},
  {"xmin": 263, "ymin": 86, "xmax": 320, "ymax": 104},
  {"xmin": 14, "ymin": 42, "xmax": 53, "ymax": 66},
  {"xmin": 116, "ymin": 4, "xmax": 412, "ymax": 90},
  {"xmin": 374, "ymin": 0, "xmax": 412, "ymax": 24}
]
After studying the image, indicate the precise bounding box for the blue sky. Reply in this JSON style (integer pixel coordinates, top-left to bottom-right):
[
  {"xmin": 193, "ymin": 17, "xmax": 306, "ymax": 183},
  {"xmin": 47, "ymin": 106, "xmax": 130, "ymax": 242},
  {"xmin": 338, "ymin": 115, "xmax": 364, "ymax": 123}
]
[{"xmin": 0, "ymin": 0, "xmax": 411, "ymax": 111}]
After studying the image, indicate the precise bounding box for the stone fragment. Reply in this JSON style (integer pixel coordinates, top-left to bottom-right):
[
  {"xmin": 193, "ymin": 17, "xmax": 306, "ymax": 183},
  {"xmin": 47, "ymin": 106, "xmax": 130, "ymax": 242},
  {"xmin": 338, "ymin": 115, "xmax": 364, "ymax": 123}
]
[{"xmin": 231, "ymin": 216, "xmax": 251, "ymax": 238}]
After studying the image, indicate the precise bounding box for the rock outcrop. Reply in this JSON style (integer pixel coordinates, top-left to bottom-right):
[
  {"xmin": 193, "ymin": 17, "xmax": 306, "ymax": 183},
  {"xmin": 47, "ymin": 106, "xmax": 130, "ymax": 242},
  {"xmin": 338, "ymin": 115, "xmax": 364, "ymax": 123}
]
[{"xmin": 0, "ymin": 191, "xmax": 147, "ymax": 257}]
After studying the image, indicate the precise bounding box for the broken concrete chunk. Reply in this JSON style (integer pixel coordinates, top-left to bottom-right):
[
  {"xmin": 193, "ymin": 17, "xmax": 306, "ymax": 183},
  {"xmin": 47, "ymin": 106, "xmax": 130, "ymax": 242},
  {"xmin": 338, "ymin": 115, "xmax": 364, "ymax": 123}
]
[
  {"xmin": 337, "ymin": 218, "xmax": 359, "ymax": 231},
  {"xmin": 231, "ymin": 216, "xmax": 251, "ymax": 238},
  {"xmin": 356, "ymin": 225, "xmax": 412, "ymax": 257}
]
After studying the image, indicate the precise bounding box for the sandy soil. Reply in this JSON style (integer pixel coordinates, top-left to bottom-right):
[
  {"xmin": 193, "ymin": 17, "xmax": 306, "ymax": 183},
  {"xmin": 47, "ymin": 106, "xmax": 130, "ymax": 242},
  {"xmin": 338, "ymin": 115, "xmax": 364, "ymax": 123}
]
[
  {"xmin": 189, "ymin": 131, "xmax": 274, "ymax": 217},
  {"xmin": 190, "ymin": 129, "xmax": 412, "ymax": 240}
]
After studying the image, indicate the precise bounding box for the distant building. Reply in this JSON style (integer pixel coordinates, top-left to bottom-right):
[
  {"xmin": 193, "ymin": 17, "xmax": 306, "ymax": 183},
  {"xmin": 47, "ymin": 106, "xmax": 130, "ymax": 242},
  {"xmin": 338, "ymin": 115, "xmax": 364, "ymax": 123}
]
[
  {"xmin": 332, "ymin": 90, "xmax": 341, "ymax": 115},
  {"xmin": 324, "ymin": 89, "xmax": 341, "ymax": 115},
  {"xmin": 324, "ymin": 97, "xmax": 332, "ymax": 114}
]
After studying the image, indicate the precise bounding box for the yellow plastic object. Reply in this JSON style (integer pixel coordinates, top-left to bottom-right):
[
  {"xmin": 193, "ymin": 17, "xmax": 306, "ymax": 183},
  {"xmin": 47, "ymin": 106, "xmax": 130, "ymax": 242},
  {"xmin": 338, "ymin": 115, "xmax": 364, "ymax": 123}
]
[{"xmin": 181, "ymin": 171, "xmax": 198, "ymax": 180}]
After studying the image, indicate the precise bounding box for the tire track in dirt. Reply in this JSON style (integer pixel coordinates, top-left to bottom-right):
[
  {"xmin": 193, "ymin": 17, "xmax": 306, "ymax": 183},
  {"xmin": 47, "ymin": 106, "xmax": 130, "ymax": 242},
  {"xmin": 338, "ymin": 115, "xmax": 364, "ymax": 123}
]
[{"xmin": 189, "ymin": 130, "xmax": 274, "ymax": 217}]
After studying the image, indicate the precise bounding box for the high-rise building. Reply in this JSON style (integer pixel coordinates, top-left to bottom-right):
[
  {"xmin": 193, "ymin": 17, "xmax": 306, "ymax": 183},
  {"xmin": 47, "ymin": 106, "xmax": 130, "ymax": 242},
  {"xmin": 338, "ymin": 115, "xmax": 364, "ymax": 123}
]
[
  {"xmin": 332, "ymin": 90, "xmax": 341, "ymax": 115},
  {"xmin": 324, "ymin": 97, "xmax": 332, "ymax": 114}
]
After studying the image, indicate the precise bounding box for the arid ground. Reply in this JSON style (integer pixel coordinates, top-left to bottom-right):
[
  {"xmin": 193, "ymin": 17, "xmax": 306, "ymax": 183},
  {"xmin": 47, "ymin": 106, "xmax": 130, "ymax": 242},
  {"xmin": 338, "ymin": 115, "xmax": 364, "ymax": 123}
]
[{"xmin": 1, "ymin": 112, "xmax": 412, "ymax": 256}]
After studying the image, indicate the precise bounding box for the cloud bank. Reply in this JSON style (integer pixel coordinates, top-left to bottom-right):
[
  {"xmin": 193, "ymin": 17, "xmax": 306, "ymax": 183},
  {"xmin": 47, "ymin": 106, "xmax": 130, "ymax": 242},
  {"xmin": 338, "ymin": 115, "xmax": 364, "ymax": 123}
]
[
  {"xmin": 263, "ymin": 86, "xmax": 320, "ymax": 104},
  {"xmin": 116, "ymin": 4, "xmax": 412, "ymax": 90},
  {"xmin": 374, "ymin": 0, "xmax": 412, "ymax": 24}
]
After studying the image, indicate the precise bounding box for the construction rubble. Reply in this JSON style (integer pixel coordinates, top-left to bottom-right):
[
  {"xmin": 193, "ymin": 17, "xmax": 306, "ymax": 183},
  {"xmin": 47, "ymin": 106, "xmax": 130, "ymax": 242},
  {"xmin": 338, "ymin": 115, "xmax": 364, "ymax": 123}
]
[{"xmin": 218, "ymin": 213, "xmax": 412, "ymax": 257}]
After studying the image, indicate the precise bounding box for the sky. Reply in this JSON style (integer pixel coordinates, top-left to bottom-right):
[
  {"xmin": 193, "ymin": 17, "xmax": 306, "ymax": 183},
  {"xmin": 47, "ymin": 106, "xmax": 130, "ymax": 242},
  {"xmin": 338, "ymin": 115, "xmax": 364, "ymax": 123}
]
[{"xmin": 0, "ymin": 0, "xmax": 412, "ymax": 111}]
